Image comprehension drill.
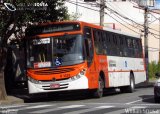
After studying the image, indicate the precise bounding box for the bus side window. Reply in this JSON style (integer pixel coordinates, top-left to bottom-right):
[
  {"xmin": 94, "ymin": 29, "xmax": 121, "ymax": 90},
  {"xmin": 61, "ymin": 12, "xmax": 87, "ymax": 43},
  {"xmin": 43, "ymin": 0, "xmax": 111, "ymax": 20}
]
[
  {"xmin": 123, "ymin": 37, "xmax": 128, "ymax": 57},
  {"xmin": 84, "ymin": 27, "xmax": 93, "ymax": 65},
  {"xmin": 93, "ymin": 29, "xmax": 103, "ymax": 55},
  {"xmin": 102, "ymin": 32, "xmax": 107, "ymax": 54},
  {"xmin": 100, "ymin": 31, "xmax": 106, "ymax": 54},
  {"xmin": 133, "ymin": 39, "xmax": 138, "ymax": 58},
  {"xmin": 138, "ymin": 39, "xmax": 143, "ymax": 58},
  {"xmin": 109, "ymin": 33, "xmax": 113, "ymax": 56},
  {"xmin": 119, "ymin": 35, "xmax": 123, "ymax": 56},
  {"xmin": 93, "ymin": 30, "xmax": 99, "ymax": 53}
]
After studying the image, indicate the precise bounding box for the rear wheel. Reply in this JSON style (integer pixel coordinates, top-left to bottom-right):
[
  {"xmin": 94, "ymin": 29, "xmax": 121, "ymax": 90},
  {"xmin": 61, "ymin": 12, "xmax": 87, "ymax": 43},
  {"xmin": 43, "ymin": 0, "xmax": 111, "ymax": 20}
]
[
  {"xmin": 93, "ymin": 77, "xmax": 104, "ymax": 98},
  {"xmin": 120, "ymin": 73, "xmax": 135, "ymax": 93}
]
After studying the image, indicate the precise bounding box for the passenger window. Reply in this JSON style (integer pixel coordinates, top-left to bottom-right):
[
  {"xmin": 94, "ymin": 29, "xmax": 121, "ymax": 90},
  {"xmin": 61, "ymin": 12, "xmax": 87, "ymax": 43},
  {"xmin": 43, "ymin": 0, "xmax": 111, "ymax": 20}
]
[{"xmin": 84, "ymin": 27, "xmax": 93, "ymax": 65}]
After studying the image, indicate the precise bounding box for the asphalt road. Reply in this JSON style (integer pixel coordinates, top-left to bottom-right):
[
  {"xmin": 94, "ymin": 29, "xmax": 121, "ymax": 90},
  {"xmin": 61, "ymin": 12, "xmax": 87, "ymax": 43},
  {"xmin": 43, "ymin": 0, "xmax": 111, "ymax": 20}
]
[{"xmin": 0, "ymin": 86, "xmax": 160, "ymax": 114}]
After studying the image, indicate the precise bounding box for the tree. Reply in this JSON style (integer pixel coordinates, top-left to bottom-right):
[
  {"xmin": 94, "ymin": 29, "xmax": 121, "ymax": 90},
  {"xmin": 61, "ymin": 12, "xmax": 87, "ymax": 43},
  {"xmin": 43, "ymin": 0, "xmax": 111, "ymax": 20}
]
[
  {"xmin": 148, "ymin": 61, "xmax": 157, "ymax": 79},
  {"xmin": 0, "ymin": 0, "xmax": 69, "ymax": 100}
]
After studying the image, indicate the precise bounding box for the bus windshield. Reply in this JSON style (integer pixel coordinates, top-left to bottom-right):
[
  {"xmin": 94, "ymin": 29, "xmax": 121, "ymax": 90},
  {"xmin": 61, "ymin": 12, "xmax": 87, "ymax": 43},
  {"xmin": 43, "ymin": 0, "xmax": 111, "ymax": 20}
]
[{"xmin": 27, "ymin": 34, "xmax": 84, "ymax": 68}]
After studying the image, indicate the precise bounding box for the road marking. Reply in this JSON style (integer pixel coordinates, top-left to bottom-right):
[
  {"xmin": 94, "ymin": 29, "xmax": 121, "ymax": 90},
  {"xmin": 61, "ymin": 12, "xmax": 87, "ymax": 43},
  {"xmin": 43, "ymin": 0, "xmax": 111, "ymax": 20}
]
[
  {"xmin": 25, "ymin": 105, "xmax": 53, "ymax": 109},
  {"xmin": 17, "ymin": 104, "xmax": 54, "ymax": 111},
  {"xmin": 95, "ymin": 106, "xmax": 115, "ymax": 109},
  {"xmin": 29, "ymin": 108, "xmax": 62, "ymax": 113},
  {"xmin": 30, "ymin": 105, "xmax": 85, "ymax": 113},
  {"xmin": 0, "ymin": 104, "xmax": 26, "ymax": 108},
  {"xmin": 104, "ymin": 109, "xmax": 125, "ymax": 114},
  {"xmin": 86, "ymin": 102, "xmax": 159, "ymax": 106},
  {"xmin": 59, "ymin": 105, "xmax": 85, "ymax": 109},
  {"xmin": 130, "ymin": 103, "xmax": 160, "ymax": 106},
  {"xmin": 130, "ymin": 106, "xmax": 147, "ymax": 109},
  {"xmin": 64, "ymin": 105, "xmax": 115, "ymax": 114},
  {"xmin": 125, "ymin": 96, "xmax": 154, "ymax": 104}
]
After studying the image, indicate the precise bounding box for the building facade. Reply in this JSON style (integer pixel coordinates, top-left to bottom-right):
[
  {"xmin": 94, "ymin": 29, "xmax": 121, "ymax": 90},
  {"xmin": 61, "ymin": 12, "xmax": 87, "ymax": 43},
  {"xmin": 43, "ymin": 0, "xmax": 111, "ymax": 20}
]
[{"xmin": 65, "ymin": 0, "xmax": 160, "ymax": 62}]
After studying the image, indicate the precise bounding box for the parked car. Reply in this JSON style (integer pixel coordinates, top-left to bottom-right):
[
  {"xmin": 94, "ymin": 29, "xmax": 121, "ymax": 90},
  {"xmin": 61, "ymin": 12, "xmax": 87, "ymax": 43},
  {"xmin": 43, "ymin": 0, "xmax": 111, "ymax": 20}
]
[{"xmin": 154, "ymin": 73, "xmax": 160, "ymax": 103}]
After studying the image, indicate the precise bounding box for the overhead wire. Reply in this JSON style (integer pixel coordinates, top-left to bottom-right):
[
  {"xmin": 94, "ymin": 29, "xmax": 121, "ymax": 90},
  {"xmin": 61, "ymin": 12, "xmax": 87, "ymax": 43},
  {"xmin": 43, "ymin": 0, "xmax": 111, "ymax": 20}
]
[
  {"xmin": 67, "ymin": 0, "xmax": 160, "ymax": 40},
  {"xmin": 67, "ymin": 0, "xmax": 160, "ymax": 46},
  {"xmin": 129, "ymin": 1, "xmax": 160, "ymax": 33},
  {"xmin": 67, "ymin": 0, "xmax": 142, "ymax": 35},
  {"xmin": 107, "ymin": 1, "xmax": 142, "ymax": 27},
  {"xmin": 104, "ymin": 2, "xmax": 160, "ymax": 40},
  {"xmin": 105, "ymin": 1, "xmax": 160, "ymax": 35},
  {"xmin": 69, "ymin": 0, "xmax": 158, "ymax": 33},
  {"xmin": 105, "ymin": 3, "xmax": 144, "ymax": 32}
]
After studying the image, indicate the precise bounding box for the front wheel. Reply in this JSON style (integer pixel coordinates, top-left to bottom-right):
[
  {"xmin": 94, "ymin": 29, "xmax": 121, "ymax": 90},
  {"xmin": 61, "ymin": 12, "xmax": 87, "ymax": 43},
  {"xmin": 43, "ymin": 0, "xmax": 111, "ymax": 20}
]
[{"xmin": 93, "ymin": 77, "xmax": 104, "ymax": 98}]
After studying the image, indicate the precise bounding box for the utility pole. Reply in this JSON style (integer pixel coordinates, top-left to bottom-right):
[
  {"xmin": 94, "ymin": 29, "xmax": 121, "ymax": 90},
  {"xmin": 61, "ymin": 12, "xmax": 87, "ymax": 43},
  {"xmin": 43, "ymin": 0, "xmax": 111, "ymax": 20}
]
[
  {"xmin": 159, "ymin": 17, "xmax": 160, "ymax": 63},
  {"xmin": 100, "ymin": 0, "xmax": 105, "ymax": 26},
  {"xmin": 144, "ymin": 6, "xmax": 149, "ymax": 82},
  {"xmin": 76, "ymin": 0, "xmax": 78, "ymax": 14}
]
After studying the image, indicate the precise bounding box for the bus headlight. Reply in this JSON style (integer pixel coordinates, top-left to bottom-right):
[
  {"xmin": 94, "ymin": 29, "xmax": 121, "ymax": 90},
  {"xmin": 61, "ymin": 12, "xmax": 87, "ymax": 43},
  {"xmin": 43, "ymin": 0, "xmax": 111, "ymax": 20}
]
[
  {"xmin": 70, "ymin": 69, "xmax": 86, "ymax": 81},
  {"xmin": 28, "ymin": 77, "xmax": 40, "ymax": 84},
  {"xmin": 80, "ymin": 69, "xmax": 86, "ymax": 75}
]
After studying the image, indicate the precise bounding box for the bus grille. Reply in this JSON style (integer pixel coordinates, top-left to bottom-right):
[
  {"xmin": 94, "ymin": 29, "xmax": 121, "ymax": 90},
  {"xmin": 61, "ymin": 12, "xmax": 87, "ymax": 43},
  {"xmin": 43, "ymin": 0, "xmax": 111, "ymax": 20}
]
[{"xmin": 33, "ymin": 68, "xmax": 75, "ymax": 75}]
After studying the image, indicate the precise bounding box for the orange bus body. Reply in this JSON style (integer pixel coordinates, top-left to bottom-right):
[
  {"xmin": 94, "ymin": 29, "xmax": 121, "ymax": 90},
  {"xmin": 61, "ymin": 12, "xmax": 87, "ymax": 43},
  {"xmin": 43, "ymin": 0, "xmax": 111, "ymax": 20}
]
[{"xmin": 26, "ymin": 21, "xmax": 146, "ymax": 97}]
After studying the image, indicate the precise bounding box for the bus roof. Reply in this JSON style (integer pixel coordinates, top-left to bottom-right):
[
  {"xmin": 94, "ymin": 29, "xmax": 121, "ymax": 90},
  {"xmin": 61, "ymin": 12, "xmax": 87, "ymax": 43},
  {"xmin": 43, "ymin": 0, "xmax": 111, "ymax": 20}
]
[
  {"xmin": 102, "ymin": 27, "xmax": 141, "ymax": 39},
  {"xmin": 30, "ymin": 21, "xmax": 141, "ymax": 39},
  {"xmin": 32, "ymin": 21, "xmax": 102, "ymax": 29},
  {"xmin": 64, "ymin": 21, "xmax": 141, "ymax": 39}
]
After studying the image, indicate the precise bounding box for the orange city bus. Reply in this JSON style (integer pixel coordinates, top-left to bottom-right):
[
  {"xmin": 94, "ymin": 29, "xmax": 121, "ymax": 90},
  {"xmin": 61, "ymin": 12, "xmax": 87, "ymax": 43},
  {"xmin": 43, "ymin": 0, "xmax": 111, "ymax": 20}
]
[{"xmin": 25, "ymin": 21, "xmax": 146, "ymax": 98}]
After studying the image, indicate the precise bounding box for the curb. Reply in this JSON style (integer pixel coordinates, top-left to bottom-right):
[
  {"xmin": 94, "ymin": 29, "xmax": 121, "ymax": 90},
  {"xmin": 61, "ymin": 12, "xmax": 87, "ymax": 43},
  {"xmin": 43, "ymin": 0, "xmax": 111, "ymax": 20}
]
[
  {"xmin": 136, "ymin": 81, "xmax": 155, "ymax": 88},
  {"xmin": 0, "ymin": 96, "xmax": 24, "ymax": 105}
]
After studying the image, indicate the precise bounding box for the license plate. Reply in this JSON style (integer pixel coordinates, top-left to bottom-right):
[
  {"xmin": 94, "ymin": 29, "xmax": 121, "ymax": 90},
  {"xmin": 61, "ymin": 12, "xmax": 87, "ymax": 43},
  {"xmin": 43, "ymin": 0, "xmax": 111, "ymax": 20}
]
[{"xmin": 50, "ymin": 84, "xmax": 60, "ymax": 88}]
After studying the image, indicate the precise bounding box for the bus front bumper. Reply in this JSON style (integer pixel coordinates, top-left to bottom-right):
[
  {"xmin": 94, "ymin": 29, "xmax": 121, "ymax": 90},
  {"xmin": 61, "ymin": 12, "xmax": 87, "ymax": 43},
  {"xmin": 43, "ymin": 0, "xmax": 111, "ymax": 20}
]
[{"xmin": 28, "ymin": 76, "xmax": 88, "ymax": 94}]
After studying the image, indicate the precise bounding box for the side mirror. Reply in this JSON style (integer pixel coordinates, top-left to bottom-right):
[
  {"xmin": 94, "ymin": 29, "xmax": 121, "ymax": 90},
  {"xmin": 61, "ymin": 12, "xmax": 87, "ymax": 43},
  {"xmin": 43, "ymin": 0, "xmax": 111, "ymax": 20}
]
[{"xmin": 155, "ymin": 72, "xmax": 160, "ymax": 78}]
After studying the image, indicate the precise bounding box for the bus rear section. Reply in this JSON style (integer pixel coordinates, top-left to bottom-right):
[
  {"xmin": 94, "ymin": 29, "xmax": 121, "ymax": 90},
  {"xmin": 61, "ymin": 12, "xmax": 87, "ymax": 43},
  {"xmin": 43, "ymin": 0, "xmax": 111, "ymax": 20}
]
[{"xmin": 93, "ymin": 27, "xmax": 146, "ymax": 93}]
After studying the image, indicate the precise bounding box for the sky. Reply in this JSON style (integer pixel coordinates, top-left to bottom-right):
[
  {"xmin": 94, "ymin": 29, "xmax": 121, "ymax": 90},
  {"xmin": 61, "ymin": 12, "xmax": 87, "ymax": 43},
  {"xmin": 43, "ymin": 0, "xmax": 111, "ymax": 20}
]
[{"xmin": 154, "ymin": 0, "xmax": 160, "ymax": 9}]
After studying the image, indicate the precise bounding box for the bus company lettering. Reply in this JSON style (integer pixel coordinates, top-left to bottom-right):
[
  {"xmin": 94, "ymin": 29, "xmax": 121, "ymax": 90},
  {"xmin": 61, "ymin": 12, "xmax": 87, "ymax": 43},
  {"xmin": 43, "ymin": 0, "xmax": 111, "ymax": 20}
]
[
  {"xmin": 109, "ymin": 60, "xmax": 116, "ymax": 67},
  {"xmin": 140, "ymin": 61, "xmax": 144, "ymax": 65}
]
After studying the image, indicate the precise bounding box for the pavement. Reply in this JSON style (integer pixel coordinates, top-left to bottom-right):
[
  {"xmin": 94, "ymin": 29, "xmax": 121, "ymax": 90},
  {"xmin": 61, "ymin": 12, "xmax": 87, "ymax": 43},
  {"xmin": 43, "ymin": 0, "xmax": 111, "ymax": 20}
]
[
  {"xmin": 0, "ymin": 96, "xmax": 24, "ymax": 105},
  {"xmin": 0, "ymin": 80, "xmax": 156, "ymax": 105},
  {"xmin": 136, "ymin": 79, "xmax": 155, "ymax": 88}
]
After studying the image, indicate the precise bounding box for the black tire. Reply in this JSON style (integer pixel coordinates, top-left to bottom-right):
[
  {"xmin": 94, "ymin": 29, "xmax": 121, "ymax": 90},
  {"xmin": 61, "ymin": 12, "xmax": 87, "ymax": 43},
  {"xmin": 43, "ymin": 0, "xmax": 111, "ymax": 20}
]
[
  {"xmin": 120, "ymin": 86, "xmax": 126, "ymax": 93},
  {"xmin": 93, "ymin": 77, "xmax": 104, "ymax": 98},
  {"xmin": 154, "ymin": 96, "xmax": 160, "ymax": 103},
  {"xmin": 127, "ymin": 74, "xmax": 135, "ymax": 93},
  {"xmin": 120, "ymin": 74, "xmax": 135, "ymax": 93}
]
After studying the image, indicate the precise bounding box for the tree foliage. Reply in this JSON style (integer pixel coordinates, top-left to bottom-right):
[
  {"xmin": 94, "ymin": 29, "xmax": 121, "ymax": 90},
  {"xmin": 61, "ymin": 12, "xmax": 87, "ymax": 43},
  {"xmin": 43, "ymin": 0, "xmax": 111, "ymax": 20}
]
[
  {"xmin": 149, "ymin": 61, "xmax": 160, "ymax": 79},
  {"xmin": 0, "ymin": 0, "xmax": 69, "ymax": 99},
  {"xmin": 0, "ymin": 0, "xmax": 69, "ymax": 46}
]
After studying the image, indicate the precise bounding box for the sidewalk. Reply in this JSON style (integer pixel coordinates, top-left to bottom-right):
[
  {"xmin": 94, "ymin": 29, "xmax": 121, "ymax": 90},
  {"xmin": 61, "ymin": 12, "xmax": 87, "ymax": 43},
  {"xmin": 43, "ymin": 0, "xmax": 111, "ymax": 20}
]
[
  {"xmin": 136, "ymin": 79, "xmax": 155, "ymax": 88},
  {"xmin": 0, "ymin": 96, "xmax": 24, "ymax": 105}
]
